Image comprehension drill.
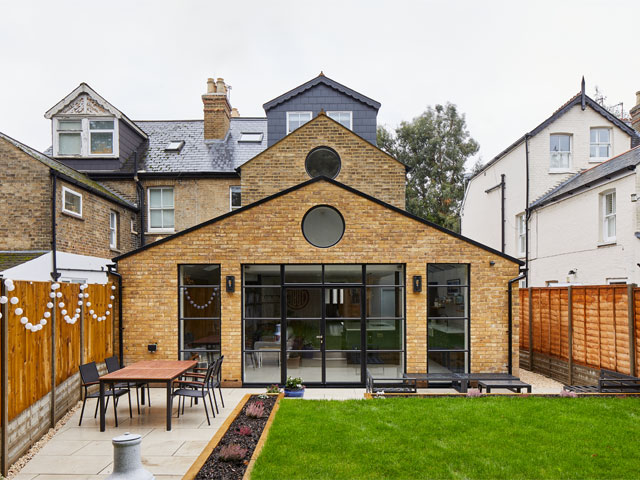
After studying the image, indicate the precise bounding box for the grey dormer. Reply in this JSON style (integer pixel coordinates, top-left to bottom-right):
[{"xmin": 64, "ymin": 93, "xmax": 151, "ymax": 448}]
[{"xmin": 263, "ymin": 74, "xmax": 381, "ymax": 147}]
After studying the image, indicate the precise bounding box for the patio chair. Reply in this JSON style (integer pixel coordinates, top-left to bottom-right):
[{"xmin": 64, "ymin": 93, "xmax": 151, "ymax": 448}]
[
  {"xmin": 78, "ymin": 361, "xmax": 132, "ymax": 427},
  {"xmin": 173, "ymin": 362, "xmax": 216, "ymax": 425},
  {"xmin": 105, "ymin": 355, "xmax": 151, "ymax": 414},
  {"xmin": 184, "ymin": 355, "xmax": 225, "ymax": 413}
]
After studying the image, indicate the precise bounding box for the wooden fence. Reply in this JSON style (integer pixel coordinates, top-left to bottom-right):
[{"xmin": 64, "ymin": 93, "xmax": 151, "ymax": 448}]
[
  {"xmin": 520, "ymin": 285, "xmax": 638, "ymax": 384},
  {"xmin": 1, "ymin": 278, "xmax": 117, "ymax": 474}
]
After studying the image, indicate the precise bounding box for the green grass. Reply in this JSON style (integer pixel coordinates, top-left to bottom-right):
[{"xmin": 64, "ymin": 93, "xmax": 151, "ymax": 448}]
[{"xmin": 250, "ymin": 397, "xmax": 640, "ymax": 480}]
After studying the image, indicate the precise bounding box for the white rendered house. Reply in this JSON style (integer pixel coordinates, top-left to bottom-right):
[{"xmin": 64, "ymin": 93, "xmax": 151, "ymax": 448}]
[{"xmin": 461, "ymin": 81, "xmax": 640, "ymax": 286}]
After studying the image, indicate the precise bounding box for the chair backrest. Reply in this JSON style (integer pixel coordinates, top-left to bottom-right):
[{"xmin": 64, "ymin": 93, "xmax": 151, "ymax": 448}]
[
  {"xmin": 213, "ymin": 355, "xmax": 224, "ymax": 382},
  {"xmin": 105, "ymin": 355, "xmax": 120, "ymax": 373},
  {"xmin": 202, "ymin": 361, "xmax": 216, "ymax": 388},
  {"xmin": 79, "ymin": 362, "xmax": 100, "ymax": 385}
]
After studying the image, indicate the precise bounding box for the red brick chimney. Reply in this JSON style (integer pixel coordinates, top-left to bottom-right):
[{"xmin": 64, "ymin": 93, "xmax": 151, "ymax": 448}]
[
  {"xmin": 631, "ymin": 91, "xmax": 640, "ymax": 133},
  {"xmin": 202, "ymin": 77, "xmax": 231, "ymax": 140}
]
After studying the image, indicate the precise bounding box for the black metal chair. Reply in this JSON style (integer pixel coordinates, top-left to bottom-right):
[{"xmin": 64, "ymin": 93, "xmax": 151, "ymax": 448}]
[
  {"xmin": 78, "ymin": 361, "xmax": 132, "ymax": 426},
  {"xmin": 173, "ymin": 362, "xmax": 216, "ymax": 425},
  {"xmin": 185, "ymin": 355, "xmax": 225, "ymax": 413},
  {"xmin": 105, "ymin": 355, "xmax": 151, "ymax": 414}
]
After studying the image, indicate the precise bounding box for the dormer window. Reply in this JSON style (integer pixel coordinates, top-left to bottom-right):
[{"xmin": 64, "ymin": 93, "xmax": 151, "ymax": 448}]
[
  {"xmin": 54, "ymin": 117, "xmax": 119, "ymax": 157},
  {"xmin": 165, "ymin": 141, "xmax": 185, "ymax": 152}
]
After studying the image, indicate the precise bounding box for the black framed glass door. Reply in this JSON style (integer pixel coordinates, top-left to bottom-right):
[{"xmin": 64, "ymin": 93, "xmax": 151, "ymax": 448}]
[{"xmin": 243, "ymin": 264, "xmax": 405, "ymax": 386}]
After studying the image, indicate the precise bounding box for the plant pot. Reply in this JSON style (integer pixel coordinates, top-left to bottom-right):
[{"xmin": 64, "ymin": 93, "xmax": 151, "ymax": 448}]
[{"xmin": 284, "ymin": 387, "xmax": 305, "ymax": 398}]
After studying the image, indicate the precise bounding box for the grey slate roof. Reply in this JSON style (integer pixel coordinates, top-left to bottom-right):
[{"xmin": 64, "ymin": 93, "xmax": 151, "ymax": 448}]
[
  {"xmin": 263, "ymin": 74, "xmax": 381, "ymax": 111},
  {"xmin": 134, "ymin": 117, "xmax": 267, "ymax": 173},
  {"xmin": 0, "ymin": 131, "xmax": 136, "ymax": 209},
  {"xmin": 531, "ymin": 145, "xmax": 640, "ymax": 208}
]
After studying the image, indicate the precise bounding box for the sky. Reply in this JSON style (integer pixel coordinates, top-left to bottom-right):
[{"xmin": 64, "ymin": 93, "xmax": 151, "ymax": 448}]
[{"xmin": 1, "ymin": 0, "xmax": 639, "ymax": 169}]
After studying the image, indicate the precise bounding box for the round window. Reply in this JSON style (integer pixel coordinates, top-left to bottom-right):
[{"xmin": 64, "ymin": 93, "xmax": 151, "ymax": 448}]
[
  {"xmin": 301, "ymin": 206, "xmax": 345, "ymax": 248},
  {"xmin": 305, "ymin": 147, "xmax": 341, "ymax": 179}
]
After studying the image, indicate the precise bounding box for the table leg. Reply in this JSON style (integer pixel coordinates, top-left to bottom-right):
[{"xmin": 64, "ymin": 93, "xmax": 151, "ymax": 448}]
[
  {"xmin": 99, "ymin": 381, "xmax": 105, "ymax": 432},
  {"xmin": 166, "ymin": 380, "xmax": 172, "ymax": 431}
]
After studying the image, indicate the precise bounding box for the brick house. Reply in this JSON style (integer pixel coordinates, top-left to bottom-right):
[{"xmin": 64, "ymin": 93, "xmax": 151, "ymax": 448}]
[{"xmin": 109, "ymin": 75, "xmax": 523, "ymax": 387}]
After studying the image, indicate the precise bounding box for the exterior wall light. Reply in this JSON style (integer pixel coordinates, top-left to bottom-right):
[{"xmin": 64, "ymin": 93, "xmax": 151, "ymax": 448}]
[
  {"xmin": 226, "ymin": 275, "xmax": 235, "ymax": 293},
  {"xmin": 148, "ymin": 343, "xmax": 157, "ymax": 353},
  {"xmin": 413, "ymin": 275, "xmax": 422, "ymax": 293}
]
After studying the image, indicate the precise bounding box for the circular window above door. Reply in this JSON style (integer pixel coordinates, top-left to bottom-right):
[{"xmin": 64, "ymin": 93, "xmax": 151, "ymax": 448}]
[
  {"xmin": 305, "ymin": 147, "xmax": 341, "ymax": 179},
  {"xmin": 301, "ymin": 206, "xmax": 345, "ymax": 248}
]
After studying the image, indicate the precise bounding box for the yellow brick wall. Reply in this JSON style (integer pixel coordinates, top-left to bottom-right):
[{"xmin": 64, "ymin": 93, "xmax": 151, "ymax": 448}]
[
  {"xmin": 117, "ymin": 180, "xmax": 520, "ymax": 386},
  {"xmin": 241, "ymin": 114, "xmax": 406, "ymax": 209},
  {"xmin": 142, "ymin": 177, "xmax": 240, "ymax": 244}
]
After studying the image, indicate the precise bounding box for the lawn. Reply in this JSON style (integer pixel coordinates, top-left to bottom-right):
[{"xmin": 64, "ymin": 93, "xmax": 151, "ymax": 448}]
[{"xmin": 250, "ymin": 397, "xmax": 640, "ymax": 479}]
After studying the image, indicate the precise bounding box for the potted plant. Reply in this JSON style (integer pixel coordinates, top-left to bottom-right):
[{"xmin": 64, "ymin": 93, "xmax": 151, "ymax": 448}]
[{"xmin": 284, "ymin": 376, "xmax": 305, "ymax": 398}]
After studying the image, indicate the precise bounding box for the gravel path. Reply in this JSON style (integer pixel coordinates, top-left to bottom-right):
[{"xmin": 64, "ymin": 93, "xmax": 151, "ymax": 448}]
[{"xmin": 519, "ymin": 368, "xmax": 564, "ymax": 393}]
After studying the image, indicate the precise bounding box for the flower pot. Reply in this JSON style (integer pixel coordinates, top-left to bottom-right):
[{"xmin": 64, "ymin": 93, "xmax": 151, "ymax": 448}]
[{"xmin": 284, "ymin": 387, "xmax": 305, "ymax": 398}]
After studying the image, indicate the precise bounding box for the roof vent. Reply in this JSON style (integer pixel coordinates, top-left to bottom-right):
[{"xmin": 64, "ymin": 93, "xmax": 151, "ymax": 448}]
[{"xmin": 165, "ymin": 141, "xmax": 185, "ymax": 152}]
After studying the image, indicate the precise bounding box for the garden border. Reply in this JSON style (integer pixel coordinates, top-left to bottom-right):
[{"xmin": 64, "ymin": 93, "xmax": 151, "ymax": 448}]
[
  {"xmin": 363, "ymin": 392, "xmax": 640, "ymax": 399},
  {"xmin": 243, "ymin": 393, "xmax": 283, "ymax": 479},
  {"xmin": 182, "ymin": 393, "xmax": 283, "ymax": 480}
]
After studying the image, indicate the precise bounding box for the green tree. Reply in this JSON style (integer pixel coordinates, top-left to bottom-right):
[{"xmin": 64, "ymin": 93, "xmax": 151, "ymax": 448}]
[{"xmin": 378, "ymin": 103, "xmax": 479, "ymax": 232}]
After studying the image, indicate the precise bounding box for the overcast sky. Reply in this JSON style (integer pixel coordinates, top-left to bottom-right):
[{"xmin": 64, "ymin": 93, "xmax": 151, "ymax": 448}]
[{"xmin": 1, "ymin": 0, "xmax": 638, "ymax": 168}]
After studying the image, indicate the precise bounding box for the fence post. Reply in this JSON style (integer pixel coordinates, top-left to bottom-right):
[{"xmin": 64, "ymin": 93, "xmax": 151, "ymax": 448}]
[
  {"xmin": 50, "ymin": 283, "xmax": 56, "ymax": 427},
  {"xmin": 528, "ymin": 288, "xmax": 533, "ymax": 370},
  {"xmin": 568, "ymin": 286, "xmax": 573, "ymax": 385},
  {"xmin": 628, "ymin": 284, "xmax": 636, "ymax": 377},
  {"xmin": 1, "ymin": 276, "xmax": 8, "ymax": 477}
]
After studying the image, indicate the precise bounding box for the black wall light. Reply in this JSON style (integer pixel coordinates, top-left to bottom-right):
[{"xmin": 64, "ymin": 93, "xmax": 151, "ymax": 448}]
[
  {"xmin": 413, "ymin": 275, "xmax": 422, "ymax": 293},
  {"xmin": 226, "ymin": 275, "xmax": 235, "ymax": 292},
  {"xmin": 148, "ymin": 343, "xmax": 157, "ymax": 353}
]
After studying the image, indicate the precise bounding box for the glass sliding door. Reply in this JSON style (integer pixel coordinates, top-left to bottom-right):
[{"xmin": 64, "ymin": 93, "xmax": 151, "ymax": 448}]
[
  {"xmin": 427, "ymin": 264, "xmax": 470, "ymax": 374},
  {"xmin": 242, "ymin": 264, "xmax": 406, "ymax": 386},
  {"xmin": 179, "ymin": 265, "xmax": 221, "ymax": 365}
]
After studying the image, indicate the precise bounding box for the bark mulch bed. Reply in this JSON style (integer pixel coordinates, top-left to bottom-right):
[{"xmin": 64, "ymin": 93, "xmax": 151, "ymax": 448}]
[{"xmin": 195, "ymin": 395, "xmax": 278, "ymax": 480}]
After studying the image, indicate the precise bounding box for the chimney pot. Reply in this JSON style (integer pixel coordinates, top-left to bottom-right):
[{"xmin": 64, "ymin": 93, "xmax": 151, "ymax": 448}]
[
  {"xmin": 231, "ymin": 108, "xmax": 240, "ymax": 118},
  {"xmin": 207, "ymin": 78, "xmax": 216, "ymax": 94},
  {"xmin": 216, "ymin": 78, "xmax": 226, "ymax": 95}
]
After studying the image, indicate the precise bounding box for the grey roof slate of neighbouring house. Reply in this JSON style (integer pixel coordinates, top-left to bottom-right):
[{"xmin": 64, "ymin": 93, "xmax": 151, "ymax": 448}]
[
  {"xmin": 530, "ymin": 145, "xmax": 640, "ymax": 209},
  {"xmin": 133, "ymin": 117, "xmax": 267, "ymax": 173},
  {"xmin": 469, "ymin": 93, "xmax": 640, "ymax": 181},
  {"xmin": 263, "ymin": 73, "xmax": 381, "ymax": 111},
  {"xmin": 0, "ymin": 251, "xmax": 48, "ymax": 271},
  {"xmin": 0, "ymin": 131, "xmax": 137, "ymax": 209}
]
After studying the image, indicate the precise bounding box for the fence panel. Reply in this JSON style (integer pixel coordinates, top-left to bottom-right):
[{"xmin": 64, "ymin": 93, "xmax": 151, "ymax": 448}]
[
  {"xmin": 55, "ymin": 283, "xmax": 81, "ymax": 386},
  {"xmin": 84, "ymin": 283, "xmax": 114, "ymax": 364}
]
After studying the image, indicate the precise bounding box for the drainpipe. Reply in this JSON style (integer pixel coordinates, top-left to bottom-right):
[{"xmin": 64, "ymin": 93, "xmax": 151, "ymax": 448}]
[
  {"xmin": 508, "ymin": 272, "xmax": 527, "ymax": 375},
  {"xmin": 50, "ymin": 171, "xmax": 61, "ymax": 281},
  {"xmin": 484, "ymin": 174, "xmax": 506, "ymax": 253},
  {"xmin": 524, "ymin": 134, "xmax": 531, "ymax": 288},
  {"xmin": 107, "ymin": 265, "xmax": 124, "ymax": 367},
  {"xmin": 134, "ymin": 152, "xmax": 145, "ymax": 248},
  {"xmin": 0, "ymin": 274, "xmax": 8, "ymax": 477}
]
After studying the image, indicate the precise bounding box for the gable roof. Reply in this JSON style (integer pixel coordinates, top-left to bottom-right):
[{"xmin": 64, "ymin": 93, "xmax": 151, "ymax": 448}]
[
  {"xmin": 134, "ymin": 117, "xmax": 267, "ymax": 174},
  {"xmin": 237, "ymin": 111, "xmax": 408, "ymax": 171},
  {"xmin": 113, "ymin": 175, "xmax": 523, "ymax": 265},
  {"xmin": 263, "ymin": 73, "xmax": 381, "ymax": 111},
  {"xmin": 44, "ymin": 83, "xmax": 148, "ymax": 139},
  {"xmin": 0, "ymin": 131, "xmax": 137, "ymax": 210},
  {"xmin": 530, "ymin": 145, "xmax": 640, "ymax": 209},
  {"xmin": 470, "ymin": 92, "xmax": 640, "ymax": 181}
]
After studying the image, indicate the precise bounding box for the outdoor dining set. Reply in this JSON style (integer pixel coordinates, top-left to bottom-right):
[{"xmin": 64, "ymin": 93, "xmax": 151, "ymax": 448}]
[{"xmin": 78, "ymin": 356, "xmax": 225, "ymax": 431}]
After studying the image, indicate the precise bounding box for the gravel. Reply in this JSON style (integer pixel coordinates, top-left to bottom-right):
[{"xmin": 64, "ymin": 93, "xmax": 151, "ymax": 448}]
[
  {"xmin": 7, "ymin": 401, "xmax": 82, "ymax": 479},
  {"xmin": 519, "ymin": 368, "xmax": 564, "ymax": 393}
]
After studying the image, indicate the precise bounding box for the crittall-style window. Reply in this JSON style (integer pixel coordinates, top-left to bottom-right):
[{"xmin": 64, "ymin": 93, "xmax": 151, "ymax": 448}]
[
  {"xmin": 148, "ymin": 187, "xmax": 174, "ymax": 231},
  {"xmin": 590, "ymin": 128, "xmax": 611, "ymax": 160},
  {"xmin": 242, "ymin": 264, "xmax": 405, "ymax": 386},
  {"xmin": 427, "ymin": 264, "xmax": 470, "ymax": 374},
  {"xmin": 55, "ymin": 117, "xmax": 118, "ymax": 157},
  {"xmin": 61, "ymin": 186, "xmax": 82, "ymax": 217},
  {"xmin": 230, "ymin": 186, "xmax": 241, "ymax": 211},
  {"xmin": 286, "ymin": 112, "xmax": 312, "ymax": 134},
  {"xmin": 109, "ymin": 211, "xmax": 118, "ymax": 249},
  {"xmin": 550, "ymin": 134, "xmax": 571, "ymax": 170},
  {"xmin": 602, "ymin": 190, "xmax": 616, "ymax": 243},
  {"xmin": 516, "ymin": 213, "xmax": 526, "ymax": 257},
  {"xmin": 327, "ymin": 111, "xmax": 352, "ymax": 130},
  {"xmin": 179, "ymin": 265, "xmax": 221, "ymax": 365}
]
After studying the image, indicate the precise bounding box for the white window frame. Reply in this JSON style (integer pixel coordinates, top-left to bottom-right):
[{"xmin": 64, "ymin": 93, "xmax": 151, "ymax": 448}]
[
  {"xmin": 590, "ymin": 127, "xmax": 612, "ymax": 162},
  {"xmin": 327, "ymin": 111, "xmax": 353, "ymax": 130},
  {"xmin": 109, "ymin": 211, "xmax": 118, "ymax": 249},
  {"xmin": 61, "ymin": 186, "xmax": 83, "ymax": 218},
  {"xmin": 229, "ymin": 186, "xmax": 241, "ymax": 211},
  {"xmin": 601, "ymin": 190, "xmax": 616, "ymax": 243},
  {"xmin": 147, "ymin": 187, "xmax": 175, "ymax": 233},
  {"xmin": 549, "ymin": 133, "xmax": 572, "ymax": 172},
  {"xmin": 516, "ymin": 213, "xmax": 526, "ymax": 257},
  {"xmin": 286, "ymin": 111, "xmax": 312, "ymax": 134},
  {"xmin": 53, "ymin": 117, "xmax": 119, "ymax": 158}
]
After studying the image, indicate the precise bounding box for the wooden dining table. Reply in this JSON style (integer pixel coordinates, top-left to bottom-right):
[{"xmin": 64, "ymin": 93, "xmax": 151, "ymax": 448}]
[{"xmin": 99, "ymin": 359, "xmax": 197, "ymax": 431}]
